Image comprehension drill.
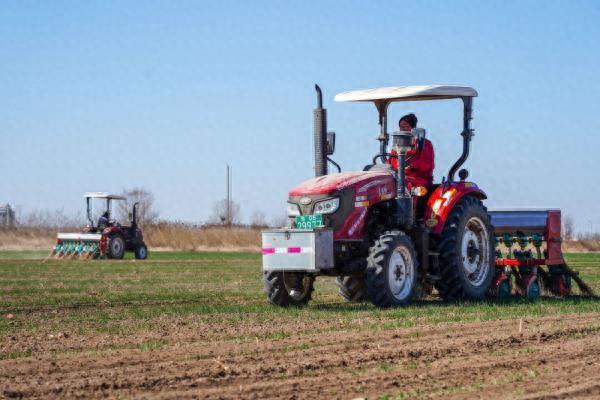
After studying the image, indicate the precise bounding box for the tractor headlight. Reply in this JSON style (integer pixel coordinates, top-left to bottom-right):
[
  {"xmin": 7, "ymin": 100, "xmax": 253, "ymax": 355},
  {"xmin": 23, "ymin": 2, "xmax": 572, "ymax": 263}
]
[
  {"xmin": 313, "ymin": 198, "xmax": 340, "ymax": 215},
  {"xmin": 287, "ymin": 202, "xmax": 301, "ymax": 217}
]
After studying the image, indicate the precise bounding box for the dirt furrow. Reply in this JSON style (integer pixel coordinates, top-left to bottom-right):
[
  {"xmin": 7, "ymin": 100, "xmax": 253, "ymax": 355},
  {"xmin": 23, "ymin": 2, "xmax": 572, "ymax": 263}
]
[{"xmin": 2, "ymin": 313, "xmax": 600, "ymax": 399}]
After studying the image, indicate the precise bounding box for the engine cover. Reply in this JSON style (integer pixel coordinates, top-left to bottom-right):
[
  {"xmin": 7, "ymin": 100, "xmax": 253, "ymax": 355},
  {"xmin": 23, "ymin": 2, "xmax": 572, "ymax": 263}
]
[{"xmin": 288, "ymin": 171, "xmax": 396, "ymax": 240}]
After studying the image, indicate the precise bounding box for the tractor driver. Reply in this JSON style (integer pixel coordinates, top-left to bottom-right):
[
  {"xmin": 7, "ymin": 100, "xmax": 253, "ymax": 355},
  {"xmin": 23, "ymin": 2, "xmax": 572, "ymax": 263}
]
[
  {"xmin": 97, "ymin": 211, "xmax": 110, "ymax": 230},
  {"xmin": 387, "ymin": 113, "xmax": 435, "ymax": 189}
]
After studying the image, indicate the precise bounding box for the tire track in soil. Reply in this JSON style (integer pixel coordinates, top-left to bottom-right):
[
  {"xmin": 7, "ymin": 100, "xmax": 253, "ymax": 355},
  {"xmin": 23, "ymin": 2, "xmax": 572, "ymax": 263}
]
[{"xmin": 1, "ymin": 313, "xmax": 599, "ymax": 399}]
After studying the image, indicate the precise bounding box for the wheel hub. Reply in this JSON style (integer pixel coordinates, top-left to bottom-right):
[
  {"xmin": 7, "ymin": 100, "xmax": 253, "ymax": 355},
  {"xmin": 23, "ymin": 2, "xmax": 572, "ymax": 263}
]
[
  {"xmin": 387, "ymin": 248, "xmax": 414, "ymax": 300},
  {"xmin": 460, "ymin": 217, "xmax": 490, "ymax": 286}
]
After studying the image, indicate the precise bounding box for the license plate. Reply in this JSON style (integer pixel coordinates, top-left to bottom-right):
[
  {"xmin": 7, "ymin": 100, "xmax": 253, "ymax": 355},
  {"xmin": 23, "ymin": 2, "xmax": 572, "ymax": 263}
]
[{"xmin": 295, "ymin": 214, "xmax": 323, "ymax": 230}]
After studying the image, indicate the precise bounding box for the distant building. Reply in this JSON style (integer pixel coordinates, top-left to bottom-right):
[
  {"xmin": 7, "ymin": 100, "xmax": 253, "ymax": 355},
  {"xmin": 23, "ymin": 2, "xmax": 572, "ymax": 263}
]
[{"xmin": 0, "ymin": 204, "xmax": 15, "ymax": 227}]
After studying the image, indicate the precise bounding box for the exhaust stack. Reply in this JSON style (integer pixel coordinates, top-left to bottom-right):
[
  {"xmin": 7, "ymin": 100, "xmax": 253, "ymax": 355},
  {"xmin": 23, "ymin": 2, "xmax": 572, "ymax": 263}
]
[{"xmin": 314, "ymin": 84, "xmax": 327, "ymax": 177}]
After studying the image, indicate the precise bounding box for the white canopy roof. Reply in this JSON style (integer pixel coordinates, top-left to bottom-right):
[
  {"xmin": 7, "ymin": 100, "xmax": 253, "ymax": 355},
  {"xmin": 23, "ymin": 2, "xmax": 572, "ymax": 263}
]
[
  {"xmin": 84, "ymin": 192, "xmax": 126, "ymax": 200},
  {"xmin": 334, "ymin": 85, "xmax": 477, "ymax": 103}
]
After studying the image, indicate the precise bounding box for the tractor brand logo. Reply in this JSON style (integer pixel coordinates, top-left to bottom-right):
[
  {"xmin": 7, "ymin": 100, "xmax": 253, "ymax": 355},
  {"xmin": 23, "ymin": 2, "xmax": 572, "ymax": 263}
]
[
  {"xmin": 348, "ymin": 208, "xmax": 368, "ymax": 236},
  {"xmin": 300, "ymin": 197, "xmax": 312, "ymax": 205}
]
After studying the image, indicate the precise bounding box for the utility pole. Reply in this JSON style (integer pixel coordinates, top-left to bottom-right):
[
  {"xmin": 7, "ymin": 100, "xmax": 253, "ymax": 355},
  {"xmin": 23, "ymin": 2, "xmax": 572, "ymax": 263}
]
[{"xmin": 226, "ymin": 164, "xmax": 232, "ymax": 226}]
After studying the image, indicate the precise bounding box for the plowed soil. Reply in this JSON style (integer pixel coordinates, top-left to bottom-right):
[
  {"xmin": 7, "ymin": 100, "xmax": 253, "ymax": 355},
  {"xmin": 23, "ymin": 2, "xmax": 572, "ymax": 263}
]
[{"xmin": 2, "ymin": 313, "xmax": 600, "ymax": 399}]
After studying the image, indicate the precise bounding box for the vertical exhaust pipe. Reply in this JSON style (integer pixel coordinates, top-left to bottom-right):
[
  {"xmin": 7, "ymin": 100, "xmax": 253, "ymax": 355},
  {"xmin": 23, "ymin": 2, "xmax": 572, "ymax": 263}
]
[{"xmin": 314, "ymin": 84, "xmax": 327, "ymax": 177}]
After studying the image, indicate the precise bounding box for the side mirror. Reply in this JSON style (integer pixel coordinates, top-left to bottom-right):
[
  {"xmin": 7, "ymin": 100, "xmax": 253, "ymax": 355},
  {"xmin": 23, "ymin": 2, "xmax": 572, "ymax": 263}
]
[{"xmin": 326, "ymin": 131, "xmax": 336, "ymax": 155}]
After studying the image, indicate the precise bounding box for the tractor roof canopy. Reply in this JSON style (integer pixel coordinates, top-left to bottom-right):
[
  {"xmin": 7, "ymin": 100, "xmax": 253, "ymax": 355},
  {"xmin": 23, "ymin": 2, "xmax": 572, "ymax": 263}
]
[
  {"xmin": 331, "ymin": 84, "xmax": 477, "ymax": 182},
  {"xmin": 84, "ymin": 192, "xmax": 126, "ymax": 200},
  {"xmin": 334, "ymin": 85, "xmax": 477, "ymax": 103}
]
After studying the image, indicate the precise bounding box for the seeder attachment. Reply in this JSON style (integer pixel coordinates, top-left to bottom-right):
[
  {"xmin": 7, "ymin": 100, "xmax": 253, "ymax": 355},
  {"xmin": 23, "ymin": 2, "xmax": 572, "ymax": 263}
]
[
  {"xmin": 46, "ymin": 233, "xmax": 102, "ymax": 261},
  {"xmin": 490, "ymin": 209, "xmax": 595, "ymax": 299}
]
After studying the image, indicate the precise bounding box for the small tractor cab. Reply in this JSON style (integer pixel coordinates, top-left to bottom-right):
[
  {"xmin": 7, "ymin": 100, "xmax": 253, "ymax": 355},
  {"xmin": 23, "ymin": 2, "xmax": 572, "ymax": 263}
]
[
  {"xmin": 50, "ymin": 192, "xmax": 148, "ymax": 260},
  {"xmin": 83, "ymin": 192, "xmax": 127, "ymax": 233},
  {"xmin": 262, "ymin": 84, "xmax": 591, "ymax": 308}
]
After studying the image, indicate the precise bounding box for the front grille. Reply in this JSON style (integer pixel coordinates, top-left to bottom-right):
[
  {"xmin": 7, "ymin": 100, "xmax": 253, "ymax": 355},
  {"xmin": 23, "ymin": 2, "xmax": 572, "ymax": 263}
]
[{"xmin": 289, "ymin": 188, "xmax": 354, "ymax": 232}]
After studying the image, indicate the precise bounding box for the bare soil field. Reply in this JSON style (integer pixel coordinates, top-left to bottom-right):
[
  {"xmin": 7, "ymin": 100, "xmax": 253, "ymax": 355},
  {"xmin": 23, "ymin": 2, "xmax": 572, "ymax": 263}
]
[{"xmin": 1, "ymin": 252, "xmax": 599, "ymax": 399}]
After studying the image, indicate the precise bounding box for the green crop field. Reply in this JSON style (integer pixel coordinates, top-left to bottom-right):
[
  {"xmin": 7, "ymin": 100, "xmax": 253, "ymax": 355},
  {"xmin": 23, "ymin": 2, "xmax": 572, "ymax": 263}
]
[
  {"xmin": 1, "ymin": 251, "xmax": 600, "ymax": 343},
  {"xmin": 1, "ymin": 251, "xmax": 600, "ymax": 399}
]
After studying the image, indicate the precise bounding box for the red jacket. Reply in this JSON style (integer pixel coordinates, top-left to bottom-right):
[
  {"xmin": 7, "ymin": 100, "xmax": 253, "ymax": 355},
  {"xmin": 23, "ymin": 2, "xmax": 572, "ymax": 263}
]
[{"xmin": 387, "ymin": 138, "xmax": 435, "ymax": 188}]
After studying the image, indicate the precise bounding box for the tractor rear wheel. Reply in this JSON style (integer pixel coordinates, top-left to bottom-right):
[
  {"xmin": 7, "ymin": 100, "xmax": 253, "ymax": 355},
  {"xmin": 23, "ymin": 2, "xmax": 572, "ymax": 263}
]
[
  {"xmin": 366, "ymin": 231, "xmax": 418, "ymax": 308},
  {"xmin": 263, "ymin": 271, "xmax": 314, "ymax": 307},
  {"xmin": 107, "ymin": 235, "xmax": 125, "ymax": 259},
  {"xmin": 436, "ymin": 196, "xmax": 494, "ymax": 300},
  {"xmin": 336, "ymin": 274, "xmax": 368, "ymax": 302}
]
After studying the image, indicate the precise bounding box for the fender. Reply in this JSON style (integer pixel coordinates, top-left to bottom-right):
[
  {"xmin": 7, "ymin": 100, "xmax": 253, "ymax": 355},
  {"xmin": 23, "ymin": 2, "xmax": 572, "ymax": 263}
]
[
  {"xmin": 102, "ymin": 226, "xmax": 122, "ymax": 236},
  {"xmin": 424, "ymin": 182, "xmax": 487, "ymax": 235}
]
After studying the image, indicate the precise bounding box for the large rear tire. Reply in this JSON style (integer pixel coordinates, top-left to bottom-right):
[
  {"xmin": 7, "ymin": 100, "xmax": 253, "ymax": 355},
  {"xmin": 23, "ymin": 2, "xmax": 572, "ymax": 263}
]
[
  {"xmin": 336, "ymin": 274, "xmax": 368, "ymax": 302},
  {"xmin": 107, "ymin": 235, "xmax": 125, "ymax": 259},
  {"xmin": 263, "ymin": 271, "xmax": 314, "ymax": 307},
  {"xmin": 366, "ymin": 231, "xmax": 418, "ymax": 308},
  {"xmin": 435, "ymin": 196, "xmax": 494, "ymax": 300}
]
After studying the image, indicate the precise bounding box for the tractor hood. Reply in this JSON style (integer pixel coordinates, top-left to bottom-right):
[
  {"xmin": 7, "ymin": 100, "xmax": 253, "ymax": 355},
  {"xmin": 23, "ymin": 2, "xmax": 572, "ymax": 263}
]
[{"xmin": 289, "ymin": 171, "xmax": 393, "ymax": 196}]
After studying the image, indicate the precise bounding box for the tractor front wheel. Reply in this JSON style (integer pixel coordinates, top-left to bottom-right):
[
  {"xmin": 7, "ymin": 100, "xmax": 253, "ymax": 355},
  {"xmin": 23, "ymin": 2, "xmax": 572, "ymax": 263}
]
[
  {"xmin": 263, "ymin": 271, "xmax": 314, "ymax": 307},
  {"xmin": 107, "ymin": 235, "xmax": 125, "ymax": 259},
  {"xmin": 366, "ymin": 231, "xmax": 418, "ymax": 308},
  {"xmin": 135, "ymin": 243, "xmax": 148, "ymax": 260},
  {"xmin": 436, "ymin": 196, "xmax": 494, "ymax": 300}
]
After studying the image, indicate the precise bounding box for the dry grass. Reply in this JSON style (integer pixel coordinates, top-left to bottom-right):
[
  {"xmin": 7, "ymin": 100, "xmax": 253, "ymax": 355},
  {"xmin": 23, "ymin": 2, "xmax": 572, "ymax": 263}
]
[
  {"xmin": 0, "ymin": 228, "xmax": 56, "ymax": 251},
  {"xmin": 0, "ymin": 224, "xmax": 262, "ymax": 252},
  {"xmin": 144, "ymin": 223, "xmax": 260, "ymax": 251},
  {"xmin": 563, "ymin": 239, "xmax": 600, "ymax": 252},
  {"xmin": 1, "ymin": 225, "xmax": 599, "ymax": 253}
]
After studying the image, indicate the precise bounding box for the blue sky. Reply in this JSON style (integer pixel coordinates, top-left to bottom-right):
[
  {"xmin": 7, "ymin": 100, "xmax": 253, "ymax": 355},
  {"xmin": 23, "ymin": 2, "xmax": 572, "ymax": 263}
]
[{"xmin": 2, "ymin": 1, "xmax": 600, "ymax": 231}]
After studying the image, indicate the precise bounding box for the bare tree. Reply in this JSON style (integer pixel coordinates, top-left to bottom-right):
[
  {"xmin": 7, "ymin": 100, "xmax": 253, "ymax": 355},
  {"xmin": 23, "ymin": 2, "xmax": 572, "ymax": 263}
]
[
  {"xmin": 19, "ymin": 207, "xmax": 83, "ymax": 229},
  {"xmin": 250, "ymin": 210, "xmax": 267, "ymax": 228},
  {"xmin": 562, "ymin": 215, "xmax": 574, "ymax": 240},
  {"xmin": 210, "ymin": 199, "xmax": 241, "ymax": 225},
  {"xmin": 118, "ymin": 187, "xmax": 159, "ymax": 226}
]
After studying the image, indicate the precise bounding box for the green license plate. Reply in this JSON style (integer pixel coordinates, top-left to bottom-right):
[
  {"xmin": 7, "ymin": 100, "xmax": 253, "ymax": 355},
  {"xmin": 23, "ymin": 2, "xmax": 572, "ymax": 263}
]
[{"xmin": 295, "ymin": 214, "xmax": 324, "ymax": 230}]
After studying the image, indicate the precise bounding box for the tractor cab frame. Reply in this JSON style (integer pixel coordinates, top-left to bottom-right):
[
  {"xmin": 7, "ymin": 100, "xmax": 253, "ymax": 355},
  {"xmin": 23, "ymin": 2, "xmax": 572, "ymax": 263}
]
[{"xmin": 84, "ymin": 192, "xmax": 127, "ymax": 231}]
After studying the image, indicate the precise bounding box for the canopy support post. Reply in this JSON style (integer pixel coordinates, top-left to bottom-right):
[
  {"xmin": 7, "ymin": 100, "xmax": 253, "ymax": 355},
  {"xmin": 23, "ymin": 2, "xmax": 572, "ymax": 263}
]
[
  {"xmin": 375, "ymin": 101, "xmax": 390, "ymax": 161},
  {"xmin": 447, "ymin": 97, "xmax": 474, "ymax": 182}
]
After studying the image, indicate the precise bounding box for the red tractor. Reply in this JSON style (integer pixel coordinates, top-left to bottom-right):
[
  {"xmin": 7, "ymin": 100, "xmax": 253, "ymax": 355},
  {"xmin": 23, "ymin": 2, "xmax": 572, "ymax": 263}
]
[
  {"xmin": 262, "ymin": 85, "xmax": 592, "ymax": 307},
  {"xmin": 50, "ymin": 192, "xmax": 148, "ymax": 260}
]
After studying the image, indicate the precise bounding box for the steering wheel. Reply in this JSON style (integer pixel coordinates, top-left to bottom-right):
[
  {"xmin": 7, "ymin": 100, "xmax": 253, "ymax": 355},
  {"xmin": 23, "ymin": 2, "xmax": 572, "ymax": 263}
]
[{"xmin": 363, "ymin": 153, "xmax": 397, "ymax": 171}]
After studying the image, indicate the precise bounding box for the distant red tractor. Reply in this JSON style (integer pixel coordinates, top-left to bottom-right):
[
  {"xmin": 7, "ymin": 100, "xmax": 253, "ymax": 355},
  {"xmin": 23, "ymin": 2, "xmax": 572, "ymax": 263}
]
[
  {"xmin": 262, "ymin": 85, "xmax": 590, "ymax": 307},
  {"xmin": 50, "ymin": 192, "xmax": 148, "ymax": 260}
]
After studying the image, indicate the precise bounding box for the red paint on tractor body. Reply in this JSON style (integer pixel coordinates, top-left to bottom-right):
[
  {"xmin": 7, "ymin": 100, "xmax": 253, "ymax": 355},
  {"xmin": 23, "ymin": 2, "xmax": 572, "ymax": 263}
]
[
  {"xmin": 288, "ymin": 171, "xmax": 396, "ymax": 241},
  {"xmin": 545, "ymin": 210, "xmax": 564, "ymax": 265},
  {"xmin": 289, "ymin": 171, "xmax": 392, "ymax": 196},
  {"xmin": 424, "ymin": 182, "xmax": 487, "ymax": 234}
]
